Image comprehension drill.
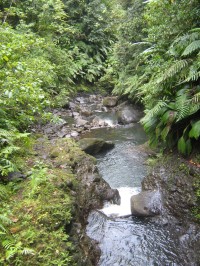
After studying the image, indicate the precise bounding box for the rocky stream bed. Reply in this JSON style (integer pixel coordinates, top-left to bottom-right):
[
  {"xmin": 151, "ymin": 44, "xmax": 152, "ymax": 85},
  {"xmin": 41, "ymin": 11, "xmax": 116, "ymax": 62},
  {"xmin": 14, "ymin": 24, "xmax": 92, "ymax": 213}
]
[{"xmin": 32, "ymin": 94, "xmax": 200, "ymax": 265}]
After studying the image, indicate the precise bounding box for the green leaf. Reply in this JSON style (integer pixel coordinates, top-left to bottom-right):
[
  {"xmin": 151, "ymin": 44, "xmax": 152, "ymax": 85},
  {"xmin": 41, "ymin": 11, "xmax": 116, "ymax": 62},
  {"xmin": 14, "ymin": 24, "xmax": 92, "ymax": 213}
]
[
  {"xmin": 189, "ymin": 120, "xmax": 200, "ymax": 139},
  {"xmin": 178, "ymin": 136, "xmax": 186, "ymax": 155},
  {"xmin": 161, "ymin": 111, "xmax": 176, "ymax": 124},
  {"xmin": 3, "ymin": 55, "xmax": 9, "ymax": 62},
  {"xmin": 185, "ymin": 139, "xmax": 192, "ymax": 155},
  {"xmin": 161, "ymin": 125, "xmax": 171, "ymax": 141}
]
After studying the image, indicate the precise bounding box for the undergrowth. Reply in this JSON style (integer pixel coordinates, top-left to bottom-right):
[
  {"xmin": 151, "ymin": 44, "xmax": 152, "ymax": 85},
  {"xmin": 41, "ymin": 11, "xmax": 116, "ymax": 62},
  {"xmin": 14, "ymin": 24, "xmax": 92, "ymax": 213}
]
[{"xmin": 0, "ymin": 138, "xmax": 79, "ymax": 265}]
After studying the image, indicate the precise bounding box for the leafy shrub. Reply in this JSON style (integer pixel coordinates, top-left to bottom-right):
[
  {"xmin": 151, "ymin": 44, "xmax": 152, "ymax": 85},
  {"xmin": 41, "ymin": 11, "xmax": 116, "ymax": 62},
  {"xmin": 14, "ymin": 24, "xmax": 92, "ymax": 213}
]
[{"xmin": 141, "ymin": 29, "xmax": 200, "ymax": 155}]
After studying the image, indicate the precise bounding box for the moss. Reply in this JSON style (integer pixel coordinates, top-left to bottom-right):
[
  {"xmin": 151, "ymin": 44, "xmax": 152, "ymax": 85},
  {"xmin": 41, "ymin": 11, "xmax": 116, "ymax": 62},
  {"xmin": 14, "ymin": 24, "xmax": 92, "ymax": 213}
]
[{"xmin": 0, "ymin": 138, "xmax": 84, "ymax": 265}]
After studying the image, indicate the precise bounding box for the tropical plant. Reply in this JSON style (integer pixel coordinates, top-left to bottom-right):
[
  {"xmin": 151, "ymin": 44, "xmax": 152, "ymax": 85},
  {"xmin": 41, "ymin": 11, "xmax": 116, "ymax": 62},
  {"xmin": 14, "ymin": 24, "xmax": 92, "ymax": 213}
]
[
  {"xmin": 112, "ymin": 0, "xmax": 200, "ymax": 155},
  {"xmin": 141, "ymin": 28, "xmax": 200, "ymax": 155}
]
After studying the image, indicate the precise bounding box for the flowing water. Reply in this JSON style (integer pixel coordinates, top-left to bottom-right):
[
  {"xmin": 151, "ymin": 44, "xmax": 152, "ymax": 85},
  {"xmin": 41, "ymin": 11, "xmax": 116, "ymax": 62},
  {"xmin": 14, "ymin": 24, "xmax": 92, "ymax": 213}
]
[{"xmin": 85, "ymin": 112, "xmax": 197, "ymax": 266}]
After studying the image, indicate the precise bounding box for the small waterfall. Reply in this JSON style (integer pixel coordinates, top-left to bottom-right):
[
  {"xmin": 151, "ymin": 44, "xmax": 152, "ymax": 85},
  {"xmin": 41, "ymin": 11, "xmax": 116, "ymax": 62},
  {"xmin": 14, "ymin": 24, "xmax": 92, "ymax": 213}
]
[{"xmin": 101, "ymin": 187, "xmax": 140, "ymax": 218}]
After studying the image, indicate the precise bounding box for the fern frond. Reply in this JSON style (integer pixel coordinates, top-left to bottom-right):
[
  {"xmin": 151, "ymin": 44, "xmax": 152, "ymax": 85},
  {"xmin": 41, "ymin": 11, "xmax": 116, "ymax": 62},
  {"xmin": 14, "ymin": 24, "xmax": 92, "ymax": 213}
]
[
  {"xmin": 189, "ymin": 28, "xmax": 200, "ymax": 33},
  {"xmin": 189, "ymin": 103, "xmax": 200, "ymax": 115},
  {"xmin": 20, "ymin": 248, "xmax": 35, "ymax": 256},
  {"xmin": 0, "ymin": 224, "xmax": 7, "ymax": 233},
  {"xmin": 182, "ymin": 40, "xmax": 200, "ymax": 56},
  {"xmin": 157, "ymin": 60, "xmax": 189, "ymax": 84},
  {"xmin": 0, "ymin": 146, "xmax": 20, "ymax": 157},
  {"xmin": 172, "ymin": 31, "xmax": 200, "ymax": 47},
  {"xmin": 192, "ymin": 92, "xmax": 200, "ymax": 103},
  {"xmin": 2, "ymin": 239, "xmax": 15, "ymax": 250},
  {"xmin": 0, "ymin": 184, "xmax": 9, "ymax": 200},
  {"xmin": 5, "ymin": 248, "xmax": 17, "ymax": 260},
  {"xmin": 176, "ymin": 105, "xmax": 190, "ymax": 121},
  {"xmin": 185, "ymin": 71, "xmax": 200, "ymax": 82},
  {"xmin": 0, "ymin": 215, "xmax": 12, "ymax": 226},
  {"xmin": 0, "ymin": 129, "xmax": 16, "ymax": 139},
  {"xmin": 130, "ymin": 41, "xmax": 151, "ymax": 47},
  {"xmin": 149, "ymin": 101, "xmax": 167, "ymax": 118},
  {"xmin": 175, "ymin": 92, "xmax": 190, "ymax": 121}
]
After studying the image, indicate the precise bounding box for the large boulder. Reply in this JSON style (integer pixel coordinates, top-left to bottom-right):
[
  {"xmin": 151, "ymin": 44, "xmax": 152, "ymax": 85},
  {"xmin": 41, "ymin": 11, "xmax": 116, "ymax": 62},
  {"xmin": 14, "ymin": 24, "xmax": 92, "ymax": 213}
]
[
  {"xmin": 117, "ymin": 105, "xmax": 143, "ymax": 124},
  {"xmin": 130, "ymin": 190, "xmax": 162, "ymax": 217},
  {"xmin": 102, "ymin": 96, "xmax": 118, "ymax": 107},
  {"xmin": 78, "ymin": 138, "xmax": 114, "ymax": 155}
]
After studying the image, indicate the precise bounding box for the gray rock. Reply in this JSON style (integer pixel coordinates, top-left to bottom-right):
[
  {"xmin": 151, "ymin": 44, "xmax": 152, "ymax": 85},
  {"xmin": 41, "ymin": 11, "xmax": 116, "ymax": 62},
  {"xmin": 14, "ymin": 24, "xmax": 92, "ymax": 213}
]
[
  {"xmin": 103, "ymin": 188, "xmax": 121, "ymax": 204},
  {"xmin": 89, "ymin": 94, "xmax": 102, "ymax": 103},
  {"xmin": 56, "ymin": 127, "xmax": 70, "ymax": 138},
  {"xmin": 78, "ymin": 138, "xmax": 114, "ymax": 155},
  {"xmin": 117, "ymin": 105, "xmax": 143, "ymax": 124},
  {"xmin": 80, "ymin": 107, "xmax": 92, "ymax": 117},
  {"xmin": 69, "ymin": 102, "xmax": 76, "ymax": 109},
  {"xmin": 76, "ymin": 97, "xmax": 87, "ymax": 104},
  {"xmin": 6, "ymin": 171, "xmax": 26, "ymax": 181},
  {"xmin": 92, "ymin": 116, "xmax": 107, "ymax": 127},
  {"xmin": 57, "ymin": 131, "xmax": 67, "ymax": 138},
  {"xmin": 72, "ymin": 111, "xmax": 79, "ymax": 117},
  {"xmin": 131, "ymin": 190, "xmax": 162, "ymax": 217},
  {"xmin": 103, "ymin": 96, "xmax": 118, "ymax": 107},
  {"xmin": 75, "ymin": 117, "xmax": 88, "ymax": 127},
  {"xmin": 71, "ymin": 131, "xmax": 79, "ymax": 137}
]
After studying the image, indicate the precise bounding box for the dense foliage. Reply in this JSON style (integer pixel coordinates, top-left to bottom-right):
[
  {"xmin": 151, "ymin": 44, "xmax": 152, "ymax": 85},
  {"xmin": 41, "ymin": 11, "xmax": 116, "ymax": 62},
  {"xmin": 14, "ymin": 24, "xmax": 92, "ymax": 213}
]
[
  {"xmin": 0, "ymin": 0, "xmax": 117, "ymax": 176},
  {"xmin": 0, "ymin": 0, "xmax": 116, "ymax": 264},
  {"xmin": 112, "ymin": 0, "xmax": 200, "ymax": 155},
  {"xmin": 1, "ymin": 0, "xmax": 200, "ymax": 264},
  {"xmin": 0, "ymin": 139, "xmax": 77, "ymax": 265}
]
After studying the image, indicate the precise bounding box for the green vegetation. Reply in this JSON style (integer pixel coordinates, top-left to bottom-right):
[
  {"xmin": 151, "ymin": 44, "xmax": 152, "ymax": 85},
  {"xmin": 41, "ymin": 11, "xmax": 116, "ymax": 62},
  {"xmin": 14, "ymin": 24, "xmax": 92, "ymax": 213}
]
[
  {"xmin": 0, "ymin": 138, "xmax": 81, "ymax": 265},
  {"xmin": 111, "ymin": 0, "xmax": 200, "ymax": 155},
  {"xmin": 0, "ymin": 0, "xmax": 117, "ymax": 176},
  {"xmin": 0, "ymin": 0, "xmax": 200, "ymax": 263}
]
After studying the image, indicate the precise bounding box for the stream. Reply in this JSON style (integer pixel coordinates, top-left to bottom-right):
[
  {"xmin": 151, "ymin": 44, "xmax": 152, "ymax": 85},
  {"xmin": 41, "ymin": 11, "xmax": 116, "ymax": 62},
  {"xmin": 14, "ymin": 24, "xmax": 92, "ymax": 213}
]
[
  {"xmin": 81, "ymin": 104, "xmax": 197, "ymax": 266},
  {"xmin": 43, "ymin": 94, "xmax": 199, "ymax": 266}
]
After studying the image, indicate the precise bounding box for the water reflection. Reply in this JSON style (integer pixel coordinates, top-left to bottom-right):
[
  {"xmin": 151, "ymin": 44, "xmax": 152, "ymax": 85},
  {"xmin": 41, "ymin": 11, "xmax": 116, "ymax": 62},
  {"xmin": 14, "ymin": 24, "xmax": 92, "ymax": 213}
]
[{"xmin": 87, "ymin": 211, "xmax": 186, "ymax": 266}]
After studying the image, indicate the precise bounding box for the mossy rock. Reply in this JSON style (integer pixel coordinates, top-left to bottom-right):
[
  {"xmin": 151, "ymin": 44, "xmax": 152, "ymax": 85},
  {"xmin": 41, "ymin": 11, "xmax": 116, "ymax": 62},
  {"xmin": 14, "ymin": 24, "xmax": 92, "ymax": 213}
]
[
  {"xmin": 78, "ymin": 138, "xmax": 114, "ymax": 155},
  {"xmin": 102, "ymin": 96, "xmax": 118, "ymax": 107}
]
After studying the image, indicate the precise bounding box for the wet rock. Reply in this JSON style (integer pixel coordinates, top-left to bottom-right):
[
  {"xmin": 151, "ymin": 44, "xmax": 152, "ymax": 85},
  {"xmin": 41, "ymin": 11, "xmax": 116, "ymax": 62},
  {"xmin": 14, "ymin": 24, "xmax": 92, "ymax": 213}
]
[
  {"xmin": 92, "ymin": 116, "xmax": 107, "ymax": 127},
  {"xmin": 80, "ymin": 107, "xmax": 92, "ymax": 117},
  {"xmin": 89, "ymin": 94, "xmax": 102, "ymax": 103},
  {"xmin": 102, "ymin": 96, "xmax": 118, "ymax": 107},
  {"xmin": 72, "ymin": 111, "xmax": 79, "ymax": 117},
  {"xmin": 71, "ymin": 131, "xmax": 79, "ymax": 138},
  {"xmin": 9, "ymin": 171, "xmax": 26, "ymax": 181},
  {"xmin": 117, "ymin": 105, "xmax": 143, "ymax": 124},
  {"xmin": 131, "ymin": 190, "xmax": 162, "ymax": 217},
  {"xmin": 78, "ymin": 138, "xmax": 114, "ymax": 155},
  {"xmin": 76, "ymin": 97, "xmax": 86, "ymax": 104},
  {"xmin": 69, "ymin": 102, "xmax": 77, "ymax": 110},
  {"xmin": 103, "ymin": 188, "xmax": 121, "ymax": 204},
  {"xmin": 75, "ymin": 117, "xmax": 88, "ymax": 127},
  {"xmin": 74, "ymin": 154, "xmax": 121, "ymax": 223},
  {"xmin": 44, "ymin": 127, "xmax": 54, "ymax": 134},
  {"xmin": 141, "ymin": 156, "xmax": 200, "ymax": 221},
  {"xmin": 57, "ymin": 128, "xmax": 70, "ymax": 138}
]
